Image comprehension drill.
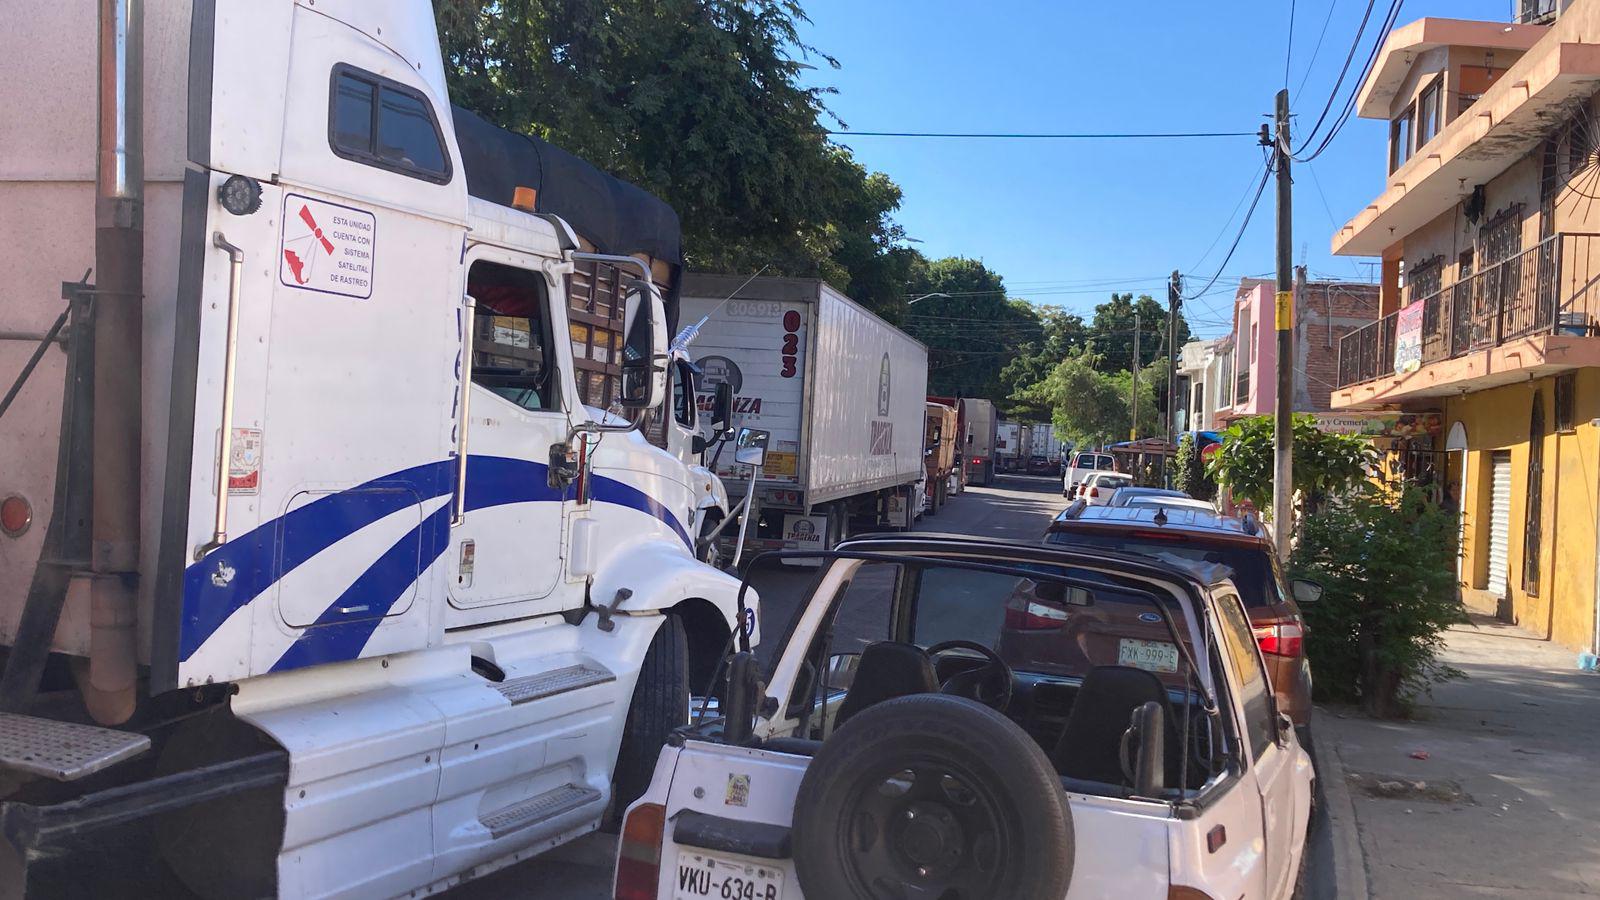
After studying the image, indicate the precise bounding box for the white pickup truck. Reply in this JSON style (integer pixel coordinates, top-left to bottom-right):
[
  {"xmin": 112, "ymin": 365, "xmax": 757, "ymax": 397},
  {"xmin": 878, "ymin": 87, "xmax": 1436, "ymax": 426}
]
[{"xmin": 616, "ymin": 534, "xmax": 1316, "ymax": 900}]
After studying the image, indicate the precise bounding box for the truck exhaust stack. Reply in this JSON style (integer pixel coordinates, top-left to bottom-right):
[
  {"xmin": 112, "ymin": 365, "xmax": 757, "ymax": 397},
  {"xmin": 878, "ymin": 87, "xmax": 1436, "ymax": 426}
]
[{"xmin": 83, "ymin": 0, "xmax": 144, "ymax": 725}]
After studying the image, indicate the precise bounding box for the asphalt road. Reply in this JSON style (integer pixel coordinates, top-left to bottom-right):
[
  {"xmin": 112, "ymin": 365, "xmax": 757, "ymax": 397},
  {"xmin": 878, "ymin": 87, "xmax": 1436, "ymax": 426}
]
[
  {"xmin": 452, "ymin": 473, "xmax": 1337, "ymax": 898},
  {"xmin": 450, "ymin": 473, "xmax": 1069, "ymax": 899}
]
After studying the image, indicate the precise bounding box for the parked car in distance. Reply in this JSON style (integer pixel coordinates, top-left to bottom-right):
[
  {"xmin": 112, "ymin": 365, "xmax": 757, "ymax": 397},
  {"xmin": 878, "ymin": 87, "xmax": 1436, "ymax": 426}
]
[
  {"xmin": 1079, "ymin": 471, "xmax": 1134, "ymax": 505},
  {"xmin": 615, "ymin": 534, "xmax": 1316, "ymax": 900},
  {"xmin": 1106, "ymin": 487, "xmax": 1192, "ymax": 508},
  {"xmin": 1043, "ymin": 504, "xmax": 1319, "ymax": 728},
  {"xmin": 1062, "ymin": 450, "xmax": 1117, "ymax": 497},
  {"xmin": 1124, "ymin": 494, "xmax": 1218, "ymax": 513}
]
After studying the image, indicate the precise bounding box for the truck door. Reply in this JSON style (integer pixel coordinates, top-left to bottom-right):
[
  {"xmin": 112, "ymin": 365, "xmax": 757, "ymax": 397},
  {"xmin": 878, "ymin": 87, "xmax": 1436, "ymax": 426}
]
[
  {"xmin": 445, "ymin": 252, "xmax": 570, "ymax": 617},
  {"xmin": 162, "ymin": 2, "xmax": 468, "ymax": 687}
]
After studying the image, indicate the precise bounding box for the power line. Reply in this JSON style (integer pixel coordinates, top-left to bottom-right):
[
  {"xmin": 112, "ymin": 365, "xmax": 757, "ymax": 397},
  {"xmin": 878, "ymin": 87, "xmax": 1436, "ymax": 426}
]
[
  {"xmin": 1294, "ymin": 0, "xmax": 1341, "ymax": 97},
  {"xmin": 827, "ymin": 129, "xmax": 1259, "ymax": 140},
  {"xmin": 1294, "ymin": 0, "xmax": 1406, "ymax": 162},
  {"xmin": 1285, "ymin": 0, "xmax": 1299, "ymax": 88},
  {"xmin": 1183, "ymin": 154, "xmax": 1275, "ymax": 301},
  {"xmin": 1289, "ymin": 0, "xmax": 1388, "ymax": 157}
]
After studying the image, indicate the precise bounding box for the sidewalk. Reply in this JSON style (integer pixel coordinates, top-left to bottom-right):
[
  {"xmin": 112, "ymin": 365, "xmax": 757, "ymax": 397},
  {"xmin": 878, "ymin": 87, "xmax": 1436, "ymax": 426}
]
[{"xmin": 1312, "ymin": 615, "xmax": 1600, "ymax": 898}]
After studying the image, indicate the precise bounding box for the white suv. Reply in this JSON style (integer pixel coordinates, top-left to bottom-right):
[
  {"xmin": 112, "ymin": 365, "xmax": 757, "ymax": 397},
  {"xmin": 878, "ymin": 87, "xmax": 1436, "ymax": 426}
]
[
  {"xmin": 614, "ymin": 534, "xmax": 1315, "ymax": 900},
  {"xmin": 1062, "ymin": 451, "xmax": 1117, "ymax": 498}
]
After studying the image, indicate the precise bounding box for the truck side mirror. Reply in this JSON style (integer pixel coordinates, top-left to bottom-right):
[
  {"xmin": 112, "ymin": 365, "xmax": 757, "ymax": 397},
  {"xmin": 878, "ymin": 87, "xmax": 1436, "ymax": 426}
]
[
  {"xmin": 620, "ymin": 283, "xmax": 667, "ymax": 410},
  {"xmin": 733, "ymin": 427, "xmax": 769, "ymax": 467},
  {"xmin": 711, "ymin": 381, "xmax": 734, "ymax": 438},
  {"xmin": 1290, "ymin": 579, "xmax": 1324, "ymax": 604},
  {"xmin": 547, "ymin": 441, "xmax": 579, "ymax": 491}
]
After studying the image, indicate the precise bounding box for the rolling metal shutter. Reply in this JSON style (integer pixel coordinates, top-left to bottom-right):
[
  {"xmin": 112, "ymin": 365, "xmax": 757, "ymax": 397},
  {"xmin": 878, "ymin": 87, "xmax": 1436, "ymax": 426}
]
[{"xmin": 1488, "ymin": 450, "xmax": 1512, "ymax": 597}]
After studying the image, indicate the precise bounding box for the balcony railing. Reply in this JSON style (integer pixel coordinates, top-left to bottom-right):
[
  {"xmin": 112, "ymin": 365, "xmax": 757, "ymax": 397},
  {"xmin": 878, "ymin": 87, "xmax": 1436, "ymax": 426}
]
[{"xmin": 1336, "ymin": 232, "xmax": 1600, "ymax": 389}]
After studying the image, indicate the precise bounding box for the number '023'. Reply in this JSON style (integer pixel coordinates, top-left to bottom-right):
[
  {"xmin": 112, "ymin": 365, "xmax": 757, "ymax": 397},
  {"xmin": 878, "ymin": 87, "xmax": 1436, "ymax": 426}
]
[{"xmin": 780, "ymin": 309, "xmax": 801, "ymax": 378}]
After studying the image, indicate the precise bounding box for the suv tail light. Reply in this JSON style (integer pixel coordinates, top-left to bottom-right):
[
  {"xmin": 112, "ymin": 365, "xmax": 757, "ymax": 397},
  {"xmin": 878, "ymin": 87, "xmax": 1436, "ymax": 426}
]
[
  {"xmin": 1004, "ymin": 598, "xmax": 1070, "ymax": 631},
  {"xmin": 614, "ymin": 802, "xmax": 666, "ymax": 899},
  {"xmin": 1088, "ymin": 486, "xmax": 1099, "ymax": 498},
  {"xmin": 1252, "ymin": 622, "xmax": 1304, "ymax": 657}
]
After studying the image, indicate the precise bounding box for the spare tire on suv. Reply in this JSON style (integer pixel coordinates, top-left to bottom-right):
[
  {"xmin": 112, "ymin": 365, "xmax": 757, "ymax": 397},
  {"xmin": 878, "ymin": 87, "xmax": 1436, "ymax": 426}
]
[{"xmin": 791, "ymin": 693, "xmax": 1074, "ymax": 899}]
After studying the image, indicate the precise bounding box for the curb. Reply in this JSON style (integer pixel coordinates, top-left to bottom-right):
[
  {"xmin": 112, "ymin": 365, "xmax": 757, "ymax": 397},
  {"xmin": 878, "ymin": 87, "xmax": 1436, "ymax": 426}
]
[{"xmin": 1310, "ymin": 708, "xmax": 1370, "ymax": 900}]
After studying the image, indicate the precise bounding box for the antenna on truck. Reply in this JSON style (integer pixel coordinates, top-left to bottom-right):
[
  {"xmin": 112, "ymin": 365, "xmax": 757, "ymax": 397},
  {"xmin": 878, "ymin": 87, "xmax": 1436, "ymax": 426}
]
[{"xmin": 670, "ymin": 264, "xmax": 771, "ymax": 354}]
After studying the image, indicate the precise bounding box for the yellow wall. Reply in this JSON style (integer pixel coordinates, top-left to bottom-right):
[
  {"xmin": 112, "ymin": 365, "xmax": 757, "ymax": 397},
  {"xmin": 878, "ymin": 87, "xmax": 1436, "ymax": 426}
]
[{"xmin": 1447, "ymin": 371, "xmax": 1600, "ymax": 651}]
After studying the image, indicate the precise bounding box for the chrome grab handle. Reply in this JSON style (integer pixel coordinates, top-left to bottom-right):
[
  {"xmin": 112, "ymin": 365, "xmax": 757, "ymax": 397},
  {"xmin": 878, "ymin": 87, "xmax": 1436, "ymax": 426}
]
[
  {"xmin": 452, "ymin": 294, "xmax": 477, "ymax": 526},
  {"xmin": 195, "ymin": 232, "xmax": 245, "ymax": 559}
]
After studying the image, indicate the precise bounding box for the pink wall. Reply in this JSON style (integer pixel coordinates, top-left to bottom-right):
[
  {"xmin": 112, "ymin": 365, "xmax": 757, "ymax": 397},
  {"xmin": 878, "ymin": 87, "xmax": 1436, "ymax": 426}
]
[{"xmin": 1232, "ymin": 283, "xmax": 1278, "ymax": 417}]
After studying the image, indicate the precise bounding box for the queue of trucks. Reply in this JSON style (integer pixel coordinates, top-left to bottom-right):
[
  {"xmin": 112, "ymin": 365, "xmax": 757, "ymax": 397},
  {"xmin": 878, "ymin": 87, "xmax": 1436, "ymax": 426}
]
[
  {"xmin": 0, "ymin": 4, "xmax": 1009, "ymax": 895},
  {"xmin": 995, "ymin": 420, "xmax": 1069, "ymax": 475}
]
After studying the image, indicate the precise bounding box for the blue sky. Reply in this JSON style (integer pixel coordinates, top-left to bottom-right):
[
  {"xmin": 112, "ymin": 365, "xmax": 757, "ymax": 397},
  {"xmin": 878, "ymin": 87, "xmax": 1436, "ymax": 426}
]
[{"xmin": 798, "ymin": 0, "xmax": 1509, "ymax": 336}]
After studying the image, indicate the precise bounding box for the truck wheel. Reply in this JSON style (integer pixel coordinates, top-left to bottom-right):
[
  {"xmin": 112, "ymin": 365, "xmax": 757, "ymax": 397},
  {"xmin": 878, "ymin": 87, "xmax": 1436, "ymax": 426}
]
[
  {"xmin": 697, "ymin": 512, "xmax": 724, "ymax": 569},
  {"xmin": 825, "ymin": 502, "xmax": 849, "ymax": 549},
  {"xmin": 607, "ymin": 612, "xmax": 688, "ymax": 829},
  {"xmin": 791, "ymin": 694, "xmax": 1073, "ymax": 900}
]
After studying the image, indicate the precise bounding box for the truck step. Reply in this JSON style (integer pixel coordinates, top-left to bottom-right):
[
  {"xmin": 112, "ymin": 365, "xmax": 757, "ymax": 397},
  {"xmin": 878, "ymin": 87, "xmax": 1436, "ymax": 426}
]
[
  {"xmin": 479, "ymin": 783, "xmax": 602, "ymax": 838},
  {"xmin": 0, "ymin": 712, "xmax": 150, "ymax": 781},
  {"xmin": 493, "ymin": 662, "xmax": 614, "ymax": 705}
]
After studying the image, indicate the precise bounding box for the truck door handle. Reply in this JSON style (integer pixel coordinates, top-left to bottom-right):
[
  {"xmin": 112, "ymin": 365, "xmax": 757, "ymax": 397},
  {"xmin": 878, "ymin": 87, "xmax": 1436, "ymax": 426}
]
[
  {"xmin": 452, "ymin": 294, "xmax": 477, "ymax": 526},
  {"xmin": 194, "ymin": 232, "xmax": 245, "ymax": 560}
]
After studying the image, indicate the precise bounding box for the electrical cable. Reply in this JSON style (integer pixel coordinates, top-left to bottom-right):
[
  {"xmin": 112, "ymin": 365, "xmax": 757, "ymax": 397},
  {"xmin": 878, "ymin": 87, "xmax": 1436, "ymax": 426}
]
[
  {"xmin": 1294, "ymin": 0, "xmax": 1407, "ymax": 162},
  {"xmin": 1183, "ymin": 155, "xmax": 1274, "ymax": 301},
  {"xmin": 827, "ymin": 130, "xmax": 1258, "ymax": 140},
  {"xmin": 1294, "ymin": 0, "xmax": 1341, "ymax": 98}
]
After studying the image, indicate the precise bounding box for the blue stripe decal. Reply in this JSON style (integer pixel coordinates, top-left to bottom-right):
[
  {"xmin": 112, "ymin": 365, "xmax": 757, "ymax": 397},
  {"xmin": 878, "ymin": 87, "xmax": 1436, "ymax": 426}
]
[{"xmin": 179, "ymin": 454, "xmax": 690, "ymax": 667}]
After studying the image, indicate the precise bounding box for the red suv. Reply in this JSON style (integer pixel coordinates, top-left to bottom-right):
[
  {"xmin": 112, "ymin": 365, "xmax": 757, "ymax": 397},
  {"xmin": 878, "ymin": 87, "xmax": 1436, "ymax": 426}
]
[{"xmin": 1042, "ymin": 503, "xmax": 1319, "ymax": 729}]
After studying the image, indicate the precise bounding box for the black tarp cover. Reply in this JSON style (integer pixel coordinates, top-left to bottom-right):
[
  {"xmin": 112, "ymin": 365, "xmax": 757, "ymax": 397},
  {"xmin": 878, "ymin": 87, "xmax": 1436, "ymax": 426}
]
[{"xmin": 451, "ymin": 105, "xmax": 683, "ymax": 330}]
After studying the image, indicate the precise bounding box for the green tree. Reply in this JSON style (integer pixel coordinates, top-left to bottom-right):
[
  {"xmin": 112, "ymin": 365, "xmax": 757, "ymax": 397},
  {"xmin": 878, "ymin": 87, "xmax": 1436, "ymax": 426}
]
[
  {"xmin": 1088, "ymin": 293, "xmax": 1190, "ymax": 374},
  {"xmin": 1173, "ymin": 433, "xmax": 1217, "ymax": 501},
  {"xmin": 1012, "ymin": 349, "xmax": 1158, "ymax": 449},
  {"xmin": 903, "ymin": 257, "xmax": 1043, "ymax": 399},
  {"xmin": 1000, "ymin": 306, "xmax": 1089, "ymax": 419},
  {"xmin": 1206, "ymin": 414, "xmax": 1376, "ymax": 515},
  {"xmin": 435, "ymin": 0, "xmax": 913, "ymax": 316},
  {"xmin": 1290, "ymin": 488, "xmax": 1467, "ymax": 717}
]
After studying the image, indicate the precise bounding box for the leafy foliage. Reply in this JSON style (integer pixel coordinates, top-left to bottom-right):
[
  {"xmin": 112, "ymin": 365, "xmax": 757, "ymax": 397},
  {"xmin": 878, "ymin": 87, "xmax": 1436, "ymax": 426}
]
[
  {"xmin": 1012, "ymin": 350, "xmax": 1160, "ymax": 448},
  {"xmin": 1290, "ymin": 488, "xmax": 1467, "ymax": 717},
  {"xmin": 1207, "ymin": 414, "xmax": 1375, "ymax": 514},
  {"xmin": 1173, "ymin": 433, "xmax": 1217, "ymax": 501},
  {"xmin": 904, "ymin": 258, "xmax": 1043, "ymax": 399},
  {"xmin": 435, "ymin": 0, "xmax": 913, "ymax": 316}
]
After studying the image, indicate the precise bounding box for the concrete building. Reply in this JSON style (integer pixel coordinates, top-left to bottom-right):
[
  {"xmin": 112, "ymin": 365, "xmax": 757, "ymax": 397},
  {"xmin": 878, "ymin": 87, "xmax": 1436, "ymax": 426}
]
[
  {"xmin": 1177, "ymin": 338, "xmax": 1224, "ymax": 432},
  {"xmin": 1209, "ymin": 278, "xmax": 1379, "ymax": 424},
  {"xmin": 1330, "ymin": 5, "xmax": 1600, "ymax": 653}
]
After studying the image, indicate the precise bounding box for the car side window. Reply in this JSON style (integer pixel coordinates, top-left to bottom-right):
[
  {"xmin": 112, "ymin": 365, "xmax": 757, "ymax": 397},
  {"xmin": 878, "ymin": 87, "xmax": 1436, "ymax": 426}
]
[
  {"xmin": 329, "ymin": 65, "xmax": 451, "ymax": 183},
  {"xmin": 1213, "ymin": 591, "xmax": 1276, "ymax": 758},
  {"xmin": 821, "ymin": 562, "xmax": 901, "ymax": 692}
]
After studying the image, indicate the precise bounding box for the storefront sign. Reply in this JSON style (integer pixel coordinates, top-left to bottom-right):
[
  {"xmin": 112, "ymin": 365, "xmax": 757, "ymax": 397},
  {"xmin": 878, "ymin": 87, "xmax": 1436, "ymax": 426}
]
[
  {"xmin": 1313, "ymin": 412, "xmax": 1441, "ymax": 437},
  {"xmin": 1394, "ymin": 301, "xmax": 1425, "ymax": 374}
]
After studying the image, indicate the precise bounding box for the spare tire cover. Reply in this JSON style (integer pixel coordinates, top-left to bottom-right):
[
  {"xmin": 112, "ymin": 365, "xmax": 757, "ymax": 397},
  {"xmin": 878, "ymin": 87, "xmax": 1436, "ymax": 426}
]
[{"xmin": 791, "ymin": 693, "xmax": 1074, "ymax": 899}]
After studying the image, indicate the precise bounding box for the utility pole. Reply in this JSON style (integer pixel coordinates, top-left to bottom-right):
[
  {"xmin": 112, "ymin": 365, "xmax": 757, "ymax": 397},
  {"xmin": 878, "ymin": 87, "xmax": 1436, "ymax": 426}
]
[
  {"xmin": 1269, "ymin": 88, "xmax": 1295, "ymax": 559},
  {"xmin": 1166, "ymin": 271, "xmax": 1182, "ymax": 485},
  {"xmin": 1130, "ymin": 310, "xmax": 1140, "ymax": 441}
]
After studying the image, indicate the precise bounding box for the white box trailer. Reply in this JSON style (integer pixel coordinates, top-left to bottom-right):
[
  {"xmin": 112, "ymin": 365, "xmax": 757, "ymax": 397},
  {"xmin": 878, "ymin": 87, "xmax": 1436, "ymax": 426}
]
[
  {"xmin": 0, "ymin": 3, "xmax": 750, "ymax": 896},
  {"xmin": 1027, "ymin": 423, "xmax": 1066, "ymax": 475},
  {"xmin": 680, "ymin": 275, "xmax": 928, "ymax": 554},
  {"xmin": 960, "ymin": 398, "xmax": 999, "ymax": 486},
  {"xmin": 995, "ymin": 420, "xmax": 1021, "ymax": 471}
]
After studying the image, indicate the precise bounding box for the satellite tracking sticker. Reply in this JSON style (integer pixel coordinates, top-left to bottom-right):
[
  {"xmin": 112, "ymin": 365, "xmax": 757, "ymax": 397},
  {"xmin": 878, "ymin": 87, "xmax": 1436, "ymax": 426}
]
[{"xmin": 279, "ymin": 194, "xmax": 376, "ymax": 299}]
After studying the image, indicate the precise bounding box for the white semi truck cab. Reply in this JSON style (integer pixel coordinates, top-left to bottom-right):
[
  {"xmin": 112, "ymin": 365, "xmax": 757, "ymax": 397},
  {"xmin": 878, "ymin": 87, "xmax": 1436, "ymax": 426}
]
[{"xmin": 0, "ymin": 2, "xmax": 751, "ymax": 896}]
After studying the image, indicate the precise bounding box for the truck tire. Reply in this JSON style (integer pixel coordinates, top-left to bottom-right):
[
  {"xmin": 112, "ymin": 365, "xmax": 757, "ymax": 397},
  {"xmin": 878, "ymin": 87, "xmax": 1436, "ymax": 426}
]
[
  {"xmin": 791, "ymin": 694, "xmax": 1073, "ymax": 900},
  {"xmin": 608, "ymin": 612, "xmax": 689, "ymax": 829},
  {"xmin": 697, "ymin": 511, "xmax": 724, "ymax": 569},
  {"xmin": 825, "ymin": 502, "xmax": 849, "ymax": 549}
]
